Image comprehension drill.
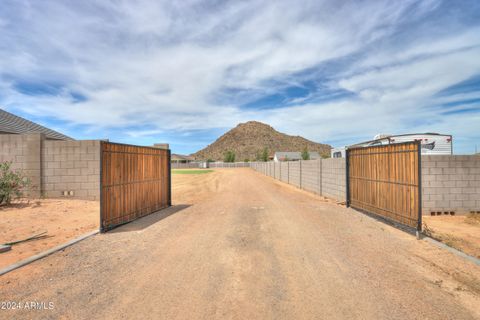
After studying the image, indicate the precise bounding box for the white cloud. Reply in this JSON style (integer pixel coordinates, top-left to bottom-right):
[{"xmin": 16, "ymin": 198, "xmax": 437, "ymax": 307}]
[
  {"xmin": 338, "ymin": 47, "xmax": 480, "ymax": 102},
  {"xmin": 0, "ymin": 0, "xmax": 479, "ymax": 153}
]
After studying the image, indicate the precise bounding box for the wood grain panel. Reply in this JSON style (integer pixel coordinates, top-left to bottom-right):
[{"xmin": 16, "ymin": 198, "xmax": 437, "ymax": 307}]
[
  {"xmin": 347, "ymin": 141, "xmax": 421, "ymax": 230},
  {"xmin": 100, "ymin": 142, "xmax": 171, "ymax": 232}
]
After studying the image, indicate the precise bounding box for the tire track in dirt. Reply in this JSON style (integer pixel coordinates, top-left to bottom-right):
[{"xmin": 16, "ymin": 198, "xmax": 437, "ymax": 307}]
[{"xmin": 1, "ymin": 169, "xmax": 479, "ymax": 319}]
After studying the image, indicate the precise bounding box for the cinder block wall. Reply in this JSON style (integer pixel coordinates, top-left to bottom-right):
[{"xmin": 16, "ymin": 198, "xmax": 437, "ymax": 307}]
[
  {"xmin": 321, "ymin": 158, "xmax": 346, "ymax": 201},
  {"xmin": 422, "ymin": 155, "xmax": 480, "ymax": 214},
  {"xmin": 42, "ymin": 140, "xmax": 101, "ymax": 200},
  {"xmin": 300, "ymin": 160, "xmax": 321, "ymax": 194},
  {"xmin": 288, "ymin": 161, "xmax": 301, "ymax": 187},
  {"xmin": 274, "ymin": 162, "xmax": 280, "ymax": 179},
  {"xmin": 251, "ymin": 155, "xmax": 479, "ymax": 213},
  {"xmin": 250, "ymin": 158, "xmax": 346, "ymax": 201},
  {"xmin": 0, "ymin": 133, "xmax": 43, "ymax": 197},
  {"xmin": 0, "ymin": 133, "xmax": 100, "ymax": 201}
]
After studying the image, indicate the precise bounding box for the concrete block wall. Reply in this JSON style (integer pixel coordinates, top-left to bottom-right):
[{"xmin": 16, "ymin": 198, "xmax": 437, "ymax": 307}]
[
  {"xmin": 171, "ymin": 162, "xmax": 201, "ymax": 169},
  {"xmin": 250, "ymin": 158, "xmax": 346, "ymax": 201},
  {"xmin": 422, "ymin": 155, "xmax": 480, "ymax": 214},
  {"xmin": 321, "ymin": 158, "xmax": 346, "ymax": 201},
  {"xmin": 251, "ymin": 155, "xmax": 479, "ymax": 213},
  {"xmin": 0, "ymin": 133, "xmax": 43, "ymax": 197},
  {"xmin": 274, "ymin": 162, "xmax": 280, "ymax": 180},
  {"xmin": 208, "ymin": 162, "xmax": 250, "ymax": 168},
  {"xmin": 288, "ymin": 161, "xmax": 301, "ymax": 187},
  {"xmin": 0, "ymin": 133, "xmax": 101, "ymax": 201},
  {"xmin": 42, "ymin": 140, "xmax": 101, "ymax": 200},
  {"xmin": 277, "ymin": 163, "xmax": 288, "ymax": 182},
  {"xmin": 301, "ymin": 160, "xmax": 322, "ymax": 195}
]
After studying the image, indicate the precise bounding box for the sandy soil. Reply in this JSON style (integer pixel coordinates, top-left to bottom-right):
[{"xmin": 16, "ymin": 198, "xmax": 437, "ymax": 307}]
[
  {"xmin": 1, "ymin": 169, "xmax": 479, "ymax": 319},
  {"xmin": 423, "ymin": 214, "xmax": 480, "ymax": 258},
  {"xmin": 0, "ymin": 199, "xmax": 99, "ymax": 269}
]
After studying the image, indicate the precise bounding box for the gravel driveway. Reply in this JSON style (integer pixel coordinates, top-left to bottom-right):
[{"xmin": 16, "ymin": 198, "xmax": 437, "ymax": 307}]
[{"xmin": 1, "ymin": 168, "xmax": 479, "ymax": 319}]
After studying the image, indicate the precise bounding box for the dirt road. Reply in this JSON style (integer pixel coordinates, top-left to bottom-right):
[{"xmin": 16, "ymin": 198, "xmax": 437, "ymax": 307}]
[{"xmin": 1, "ymin": 169, "xmax": 479, "ymax": 319}]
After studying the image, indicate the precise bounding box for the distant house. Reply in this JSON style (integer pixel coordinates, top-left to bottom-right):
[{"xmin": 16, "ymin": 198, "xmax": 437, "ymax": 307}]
[
  {"xmin": 171, "ymin": 154, "xmax": 194, "ymax": 163},
  {"xmin": 273, "ymin": 151, "xmax": 320, "ymax": 162},
  {"xmin": 0, "ymin": 109, "xmax": 72, "ymax": 140}
]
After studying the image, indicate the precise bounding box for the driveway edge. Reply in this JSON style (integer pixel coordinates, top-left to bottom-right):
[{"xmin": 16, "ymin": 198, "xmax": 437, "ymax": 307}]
[
  {"xmin": 0, "ymin": 229, "xmax": 100, "ymax": 276},
  {"xmin": 423, "ymin": 236, "xmax": 480, "ymax": 266}
]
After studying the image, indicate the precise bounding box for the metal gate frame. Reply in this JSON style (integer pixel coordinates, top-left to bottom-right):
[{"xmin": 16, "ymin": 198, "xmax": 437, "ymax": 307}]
[
  {"xmin": 346, "ymin": 141, "xmax": 422, "ymax": 233},
  {"xmin": 100, "ymin": 141, "xmax": 171, "ymax": 232}
]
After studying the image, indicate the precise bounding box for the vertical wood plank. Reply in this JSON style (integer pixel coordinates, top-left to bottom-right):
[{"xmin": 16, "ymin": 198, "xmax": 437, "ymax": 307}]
[
  {"xmin": 100, "ymin": 142, "xmax": 171, "ymax": 231},
  {"xmin": 347, "ymin": 141, "xmax": 420, "ymax": 229}
]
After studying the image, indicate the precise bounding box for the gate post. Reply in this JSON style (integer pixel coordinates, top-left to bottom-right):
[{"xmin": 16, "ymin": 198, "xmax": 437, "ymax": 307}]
[
  {"xmin": 99, "ymin": 141, "xmax": 104, "ymax": 233},
  {"xmin": 345, "ymin": 149, "xmax": 350, "ymax": 208},
  {"xmin": 417, "ymin": 141, "xmax": 422, "ymax": 238},
  {"xmin": 167, "ymin": 149, "xmax": 172, "ymax": 206}
]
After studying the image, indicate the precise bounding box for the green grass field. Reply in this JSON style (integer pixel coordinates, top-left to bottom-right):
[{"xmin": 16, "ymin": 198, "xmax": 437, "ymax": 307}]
[{"xmin": 172, "ymin": 169, "xmax": 214, "ymax": 174}]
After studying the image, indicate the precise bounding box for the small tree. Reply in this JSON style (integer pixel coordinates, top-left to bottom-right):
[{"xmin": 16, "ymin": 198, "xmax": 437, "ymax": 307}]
[
  {"xmin": 244, "ymin": 158, "xmax": 250, "ymax": 163},
  {"xmin": 301, "ymin": 147, "xmax": 310, "ymax": 160},
  {"xmin": 224, "ymin": 150, "xmax": 236, "ymax": 163},
  {"xmin": 261, "ymin": 148, "xmax": 269, "ymax": 162},
  {"xmin": 0, "ymin": 161, "xmax": 30, "ymax": 205}
]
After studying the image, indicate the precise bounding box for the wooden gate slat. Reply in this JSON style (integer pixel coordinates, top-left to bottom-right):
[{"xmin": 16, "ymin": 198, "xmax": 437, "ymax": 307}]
[
  {"xmin": 100, "ymin": 142, "xmax": 171, "ymax": 232},
  {"xmin": 347, "ymin": 141, "xmax": 421, "ymax": 230}
]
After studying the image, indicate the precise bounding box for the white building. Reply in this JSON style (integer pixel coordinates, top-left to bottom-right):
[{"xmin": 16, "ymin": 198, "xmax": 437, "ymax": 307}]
[{"xmin": 331, "ymin": 133, "xmax": 453, "ymax": 158}]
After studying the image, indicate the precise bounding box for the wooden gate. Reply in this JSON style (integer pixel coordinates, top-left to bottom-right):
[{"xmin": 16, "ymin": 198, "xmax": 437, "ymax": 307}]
[
  {"xmin": 346, "ymin": 141, "xmax": 422, "ymax": 231},
  {"xmin": 100, "ymin": 142, "xmax": 171, "ymax": 232}
]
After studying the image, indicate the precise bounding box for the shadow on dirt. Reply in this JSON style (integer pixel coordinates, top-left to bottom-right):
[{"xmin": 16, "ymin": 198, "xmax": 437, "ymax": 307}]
[{"xmin": 110, "ymin": 204, "xmax": 191, "ymax": 233}]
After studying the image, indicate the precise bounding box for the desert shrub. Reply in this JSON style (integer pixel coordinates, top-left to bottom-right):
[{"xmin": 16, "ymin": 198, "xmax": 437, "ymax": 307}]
[
  {"xmin": 244, "ymin": 158, "xmax": 250, "ymax": 162},
  {"xmin": 301, "ymin": 147, "xmax": 310, "ymax": 160},
  {"xmin": 256, "ymin": 148, "xmax": 269, "ymax": 162},
  {"xmin": 261, "ymin": 148, "xmax": 269, "ymax": 162},
  {"xmin": 224, "ymin": 150, "xmax": 236, "ymax": 163},
  {"xmin": 0, "ymin": 161, "xmax": 30, "ymax": 205}
]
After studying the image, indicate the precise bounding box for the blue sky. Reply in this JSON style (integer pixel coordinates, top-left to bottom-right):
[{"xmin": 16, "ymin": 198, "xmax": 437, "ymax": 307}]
[{"xmin": 0, "ymin": 0, "xmax": 479, "ymax": 154}]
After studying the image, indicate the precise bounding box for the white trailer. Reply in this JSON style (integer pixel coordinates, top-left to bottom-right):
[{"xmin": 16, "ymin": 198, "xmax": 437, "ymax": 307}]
[
  {"xmin": 331, "ymin": 133, "xmax": 453, "ymax": 158},
  {"xmin": 331, "ymin": 146, "xmax": 346, "ymax": 158}
]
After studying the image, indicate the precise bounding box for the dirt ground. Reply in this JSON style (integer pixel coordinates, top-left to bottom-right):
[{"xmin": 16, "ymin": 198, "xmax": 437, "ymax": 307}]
[
  {"xmin": 423, "ymin": 214, "xmax": 480, "ymax": 259},
  {"xmin": 0, "ymin": 199, "xmax": 99, "ymax": 269},
  {"xmin": 1, "ymin": 169, "xmax": 479, "ymax": 319}
]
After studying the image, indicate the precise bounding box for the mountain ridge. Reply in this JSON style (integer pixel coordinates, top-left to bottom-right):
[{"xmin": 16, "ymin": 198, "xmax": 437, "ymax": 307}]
[{"xmin": 192, "ymin": 121, "xmax": 331, "ymax": 161}]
